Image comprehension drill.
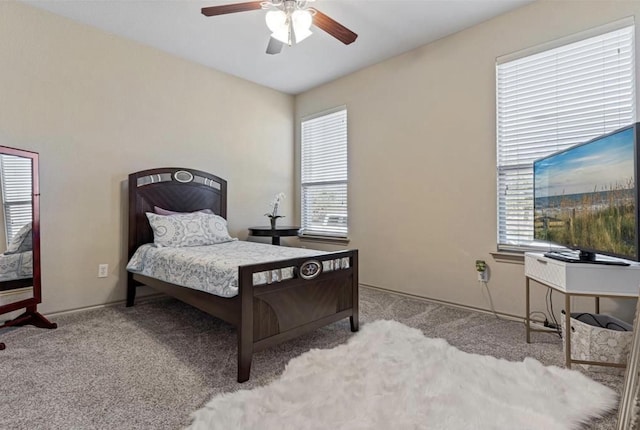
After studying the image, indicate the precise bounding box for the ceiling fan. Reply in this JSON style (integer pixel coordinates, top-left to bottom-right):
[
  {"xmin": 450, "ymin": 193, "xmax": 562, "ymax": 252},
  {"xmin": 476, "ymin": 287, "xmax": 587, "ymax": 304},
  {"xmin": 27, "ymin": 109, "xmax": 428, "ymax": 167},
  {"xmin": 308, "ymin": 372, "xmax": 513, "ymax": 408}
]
[{"xmin": 201, "ymin": 0, "xmax": 358, "ymax": 55}]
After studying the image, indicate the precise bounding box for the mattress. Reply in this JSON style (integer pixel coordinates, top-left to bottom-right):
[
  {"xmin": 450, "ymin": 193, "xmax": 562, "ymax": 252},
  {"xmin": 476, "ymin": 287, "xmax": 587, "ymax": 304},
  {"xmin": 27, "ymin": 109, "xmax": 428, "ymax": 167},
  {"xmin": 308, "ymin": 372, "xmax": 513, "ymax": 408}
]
[{"xmin": 126, "ymin": 241, "xmax": 347, "ymax": 298}]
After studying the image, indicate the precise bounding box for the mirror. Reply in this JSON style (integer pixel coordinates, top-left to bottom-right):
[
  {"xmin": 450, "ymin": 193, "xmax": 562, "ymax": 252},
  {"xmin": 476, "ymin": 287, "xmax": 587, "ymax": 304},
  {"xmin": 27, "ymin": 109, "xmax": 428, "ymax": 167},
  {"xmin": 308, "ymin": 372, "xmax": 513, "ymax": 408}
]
[{"xmin": 0, "ymin": 146, "xmax": 55, "ymax": 350}]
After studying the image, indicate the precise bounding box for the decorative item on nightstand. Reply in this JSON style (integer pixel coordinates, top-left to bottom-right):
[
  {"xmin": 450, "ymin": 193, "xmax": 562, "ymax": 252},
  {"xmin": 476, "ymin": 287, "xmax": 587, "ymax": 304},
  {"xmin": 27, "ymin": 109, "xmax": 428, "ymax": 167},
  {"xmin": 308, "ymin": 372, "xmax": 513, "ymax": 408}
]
[{"xmin": 265, "ymin": 192, "xmax": 285, "ymax": 229}]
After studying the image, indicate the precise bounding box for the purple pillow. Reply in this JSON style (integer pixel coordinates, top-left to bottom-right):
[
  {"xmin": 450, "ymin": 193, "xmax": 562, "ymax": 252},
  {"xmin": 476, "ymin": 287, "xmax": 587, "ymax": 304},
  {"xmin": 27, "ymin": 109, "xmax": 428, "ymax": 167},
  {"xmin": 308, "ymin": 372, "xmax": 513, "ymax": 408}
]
[{"xmin": 153, "ymin": 206, "xmax": 214, "ymax": 216}]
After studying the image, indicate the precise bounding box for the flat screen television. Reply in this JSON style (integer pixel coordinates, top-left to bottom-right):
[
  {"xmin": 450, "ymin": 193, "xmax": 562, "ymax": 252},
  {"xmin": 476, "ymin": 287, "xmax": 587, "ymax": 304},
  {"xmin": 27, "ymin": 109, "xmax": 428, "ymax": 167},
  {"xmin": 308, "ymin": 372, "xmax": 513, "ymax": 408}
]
[{"xmin": 533, "ymin": 122, "xmax": 640, "ymax": 265}]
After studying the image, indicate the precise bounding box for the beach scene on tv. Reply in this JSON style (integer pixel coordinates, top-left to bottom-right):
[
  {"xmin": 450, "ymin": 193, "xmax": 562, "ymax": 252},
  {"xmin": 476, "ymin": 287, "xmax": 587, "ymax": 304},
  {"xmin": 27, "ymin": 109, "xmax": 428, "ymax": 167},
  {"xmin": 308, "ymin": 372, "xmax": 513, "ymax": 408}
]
[{"xmin": 533, "ymin": 127, "xmax": 636, "ymax": 259}]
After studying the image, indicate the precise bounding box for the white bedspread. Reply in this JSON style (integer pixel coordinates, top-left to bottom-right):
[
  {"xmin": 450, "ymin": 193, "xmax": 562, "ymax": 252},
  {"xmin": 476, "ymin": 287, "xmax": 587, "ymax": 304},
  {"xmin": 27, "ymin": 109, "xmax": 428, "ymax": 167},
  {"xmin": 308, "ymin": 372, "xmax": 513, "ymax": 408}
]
[
  {"xmin": 0, "ymin": 250, "xmax": 32, "ymax": 282},
  {"xmin": 126, "ymin": 241, "xmax": 345, "ymax": 298}
]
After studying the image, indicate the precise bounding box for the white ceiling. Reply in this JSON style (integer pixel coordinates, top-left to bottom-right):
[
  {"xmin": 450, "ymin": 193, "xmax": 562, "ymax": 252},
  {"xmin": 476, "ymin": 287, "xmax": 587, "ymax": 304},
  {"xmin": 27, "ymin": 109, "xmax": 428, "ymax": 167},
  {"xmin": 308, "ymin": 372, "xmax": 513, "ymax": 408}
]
[{"xmin": 21, "ymin": 0, "xmax": 535, "ymax": 94}]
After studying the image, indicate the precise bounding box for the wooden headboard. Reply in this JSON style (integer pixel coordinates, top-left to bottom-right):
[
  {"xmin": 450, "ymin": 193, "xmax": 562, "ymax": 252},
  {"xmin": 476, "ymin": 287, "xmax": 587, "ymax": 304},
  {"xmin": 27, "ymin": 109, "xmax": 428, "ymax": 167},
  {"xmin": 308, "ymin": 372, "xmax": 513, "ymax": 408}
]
[{"xmin": 127, "ymin": 167, "xmax": 227, "ymax": 258}]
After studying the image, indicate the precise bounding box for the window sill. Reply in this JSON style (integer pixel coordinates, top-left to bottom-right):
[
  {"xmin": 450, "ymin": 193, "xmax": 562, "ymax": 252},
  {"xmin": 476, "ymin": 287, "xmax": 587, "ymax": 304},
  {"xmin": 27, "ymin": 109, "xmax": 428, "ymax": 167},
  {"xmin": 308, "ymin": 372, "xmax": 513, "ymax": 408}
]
[
  {"xmin": 299, "ymin": 234, "xmax": 350, "ymax": 245},
  {"xmin": 490, "ymin": 251, "xmax": 525, "ymax": 265}
]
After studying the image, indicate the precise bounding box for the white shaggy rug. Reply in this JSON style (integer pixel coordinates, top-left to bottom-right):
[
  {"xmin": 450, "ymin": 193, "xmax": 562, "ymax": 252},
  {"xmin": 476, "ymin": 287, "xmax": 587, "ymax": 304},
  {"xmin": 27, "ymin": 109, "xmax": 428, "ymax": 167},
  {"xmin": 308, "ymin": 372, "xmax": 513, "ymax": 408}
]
[{"xmin": 188, "ymin": 320, "xmax": 618, "ymax": 430}]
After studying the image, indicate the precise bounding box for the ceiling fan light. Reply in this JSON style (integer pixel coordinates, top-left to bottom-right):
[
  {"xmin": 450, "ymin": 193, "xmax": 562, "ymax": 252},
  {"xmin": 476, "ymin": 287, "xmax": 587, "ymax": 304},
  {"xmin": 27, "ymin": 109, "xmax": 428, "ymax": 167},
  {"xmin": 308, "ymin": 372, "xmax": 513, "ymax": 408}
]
[
  {"xmin": 293, "ymin": 27, "xmax": 312, "ymax": 43},
  {"xmin": 292, "ymin": 9, "xmax": 312, "ymax": 31},
  {"xmin": 271, "ymin": 29, "xmax": 290, "ymax": 45},
  {"xmin": 265, "ymin": 10, "xmax": 287, "ymax": 33},
  {"xmin": 291, "ymin": 9, "xmax": 312, "ymax": 43}
]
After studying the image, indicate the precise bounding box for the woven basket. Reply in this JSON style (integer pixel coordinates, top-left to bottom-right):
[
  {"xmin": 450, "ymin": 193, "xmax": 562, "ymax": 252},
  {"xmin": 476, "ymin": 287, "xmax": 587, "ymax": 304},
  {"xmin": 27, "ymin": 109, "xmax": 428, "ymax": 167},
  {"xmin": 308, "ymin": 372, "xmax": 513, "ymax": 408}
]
[{"xmin": 561, "ymin": 312, "xmax": 633, "ymax": 372}]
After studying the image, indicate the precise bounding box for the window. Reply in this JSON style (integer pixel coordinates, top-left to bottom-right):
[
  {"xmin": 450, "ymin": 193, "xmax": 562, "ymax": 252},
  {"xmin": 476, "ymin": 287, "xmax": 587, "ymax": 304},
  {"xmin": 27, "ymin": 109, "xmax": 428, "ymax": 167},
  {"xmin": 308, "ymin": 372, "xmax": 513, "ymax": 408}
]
[
  {"xmin": 0, "ymin": 154, "xmax": 33, "ymax": 245},
  {"xmin": 300, "ymin": 107, "xmax": 348, "ymax": 238},
  {"xmin": 496, "ymin": 22, "xmax": 635, "ymax": 251}
]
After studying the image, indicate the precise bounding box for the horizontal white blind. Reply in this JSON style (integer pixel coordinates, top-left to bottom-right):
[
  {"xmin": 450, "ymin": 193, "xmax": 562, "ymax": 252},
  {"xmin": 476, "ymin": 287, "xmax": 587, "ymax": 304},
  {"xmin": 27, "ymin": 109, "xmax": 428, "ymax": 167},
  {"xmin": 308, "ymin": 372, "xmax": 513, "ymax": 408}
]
[
  {"xmin": 496, "ymin": 24, "xmax": 635, "ymax": 249},
  {"xmin": 0, "ymin": 154, "xmax": 33, "ymax": 245},
  {"xmin": 301, "ymin": 109, "xmax": 348, "ymax": 237}
]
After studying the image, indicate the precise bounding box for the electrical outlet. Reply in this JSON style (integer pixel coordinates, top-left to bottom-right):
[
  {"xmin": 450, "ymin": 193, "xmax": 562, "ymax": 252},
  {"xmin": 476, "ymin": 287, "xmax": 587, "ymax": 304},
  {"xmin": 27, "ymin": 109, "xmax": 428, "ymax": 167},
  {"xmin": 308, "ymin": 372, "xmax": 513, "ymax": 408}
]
[
  {"xmin": 98, "ymin": 264, "xmax": 108, "ymax": 278},
  {"xmin": 475, "ymin": 260, "xmax": 488, "ymax": 282}
]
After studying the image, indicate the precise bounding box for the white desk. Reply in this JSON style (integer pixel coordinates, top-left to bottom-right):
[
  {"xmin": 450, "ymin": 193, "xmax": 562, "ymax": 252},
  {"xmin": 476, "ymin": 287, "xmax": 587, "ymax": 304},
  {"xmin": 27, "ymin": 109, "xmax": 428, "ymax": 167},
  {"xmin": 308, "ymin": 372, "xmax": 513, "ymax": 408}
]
[{"xmin": 524, "ymin": 252, "xmax": 640, "ymax": 368}]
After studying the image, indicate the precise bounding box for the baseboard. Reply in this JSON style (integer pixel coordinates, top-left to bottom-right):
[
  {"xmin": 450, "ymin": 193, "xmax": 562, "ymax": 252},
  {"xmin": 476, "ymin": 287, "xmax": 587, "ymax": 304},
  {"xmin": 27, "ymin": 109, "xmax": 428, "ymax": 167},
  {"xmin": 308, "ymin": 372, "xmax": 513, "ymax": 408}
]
[
  {"xmin": 36, "ymin": 284, "xmax": 524, "ymax": 324},
  {"xmin": 360, "ymin": 283, "xmax": 526, "ymax": 324},
  {"xmin": 43, "ymin": 292, "xmax": 166, "ymax": 319}
]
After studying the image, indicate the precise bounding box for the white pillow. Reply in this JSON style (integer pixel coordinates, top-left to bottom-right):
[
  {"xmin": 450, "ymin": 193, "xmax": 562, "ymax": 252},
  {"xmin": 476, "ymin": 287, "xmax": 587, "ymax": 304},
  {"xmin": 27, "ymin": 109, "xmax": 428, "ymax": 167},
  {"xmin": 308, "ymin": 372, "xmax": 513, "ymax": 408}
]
[
  {"xmin": 146, "ymin": 212, "xmax": 236, "ymax": 247},
  {"xmin": 5, "ymin": 222, "xmax": 32, "ymax": 254}
]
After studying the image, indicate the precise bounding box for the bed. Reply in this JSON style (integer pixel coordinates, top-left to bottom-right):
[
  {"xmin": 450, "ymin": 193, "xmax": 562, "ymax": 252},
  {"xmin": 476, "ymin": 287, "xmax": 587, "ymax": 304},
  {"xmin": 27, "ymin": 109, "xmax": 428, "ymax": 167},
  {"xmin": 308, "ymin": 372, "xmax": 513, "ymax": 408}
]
[
  {"xmin": 126, "ymin": 167, "xmax": 359, "ymax": 382},
  {"xmin": 0, "ymin": 222, "xmax": 34, "ymax": 291},
  {"xmin": 0, "ymin": 251, "xmax": 33, "ymax": 292}
]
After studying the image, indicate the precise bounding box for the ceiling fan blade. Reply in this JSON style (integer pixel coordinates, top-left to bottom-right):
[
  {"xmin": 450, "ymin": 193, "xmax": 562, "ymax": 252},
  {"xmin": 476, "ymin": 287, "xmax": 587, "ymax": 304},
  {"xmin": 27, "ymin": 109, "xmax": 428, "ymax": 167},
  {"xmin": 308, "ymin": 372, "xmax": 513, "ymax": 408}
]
[
  {"xmin": 266, "ymin": 37, "xmax": 284, "ymax": 55},
  {"xmin": 310, "ymin": 8, "xmax": 358, "ymax": 45},
  {"xmin": 201, "ymin": 1, "xmax": 263, "ymax": 17}
]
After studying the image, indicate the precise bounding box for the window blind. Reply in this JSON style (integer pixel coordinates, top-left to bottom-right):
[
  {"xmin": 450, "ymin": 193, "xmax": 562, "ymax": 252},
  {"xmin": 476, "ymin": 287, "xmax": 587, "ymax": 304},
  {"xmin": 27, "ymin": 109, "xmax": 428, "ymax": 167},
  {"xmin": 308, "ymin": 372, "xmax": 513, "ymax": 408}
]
[
  {"xmin": 496, "ymin": 24, "xmax": 635, "ymax": 250},
  {"xmin": 301, "ymin": 108, "xmax": 348, "ymax": 238},
  {"xmin": 0, "ymin": 155, "xmax": 33, "ymax": 245}
]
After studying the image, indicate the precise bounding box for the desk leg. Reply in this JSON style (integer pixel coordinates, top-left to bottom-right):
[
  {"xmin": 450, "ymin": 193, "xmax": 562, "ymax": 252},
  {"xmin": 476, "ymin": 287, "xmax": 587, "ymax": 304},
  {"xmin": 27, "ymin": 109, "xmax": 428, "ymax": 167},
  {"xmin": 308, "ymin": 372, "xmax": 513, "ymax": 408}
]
[
  {"xmin": 272, "ymin": 237, "xmax": 280, "ymax": 246},
  {"xmin": 595, "ymin": 296, "xmax": 600, "ymax": 314},
  {"xmin": 565, "ymin": 294, "xmax": 571, "ymax": 368},
  {"xmin": 525, "ymin": 277, "xmax": 531, "ymax": 344}
]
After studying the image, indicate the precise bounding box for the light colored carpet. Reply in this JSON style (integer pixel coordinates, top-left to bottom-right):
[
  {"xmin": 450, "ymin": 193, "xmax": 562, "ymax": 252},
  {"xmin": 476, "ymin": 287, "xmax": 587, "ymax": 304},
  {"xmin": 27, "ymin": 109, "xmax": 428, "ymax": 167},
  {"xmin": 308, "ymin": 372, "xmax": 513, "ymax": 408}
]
[
  {"xmin": 0, "ymin": 286, "xmax": 624, "ymax": 429},
  {"xmin": 188, "ymin": 320, "xmax": 617, "ymax": 430}
]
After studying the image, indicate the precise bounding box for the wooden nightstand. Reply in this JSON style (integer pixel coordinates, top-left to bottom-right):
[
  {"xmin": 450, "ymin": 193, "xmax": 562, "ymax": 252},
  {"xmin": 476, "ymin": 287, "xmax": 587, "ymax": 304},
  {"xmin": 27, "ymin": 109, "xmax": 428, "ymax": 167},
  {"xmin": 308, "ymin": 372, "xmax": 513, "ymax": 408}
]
[{"xmin": 248, "ymin": 226, "xmax": 300, "ymax": 246}]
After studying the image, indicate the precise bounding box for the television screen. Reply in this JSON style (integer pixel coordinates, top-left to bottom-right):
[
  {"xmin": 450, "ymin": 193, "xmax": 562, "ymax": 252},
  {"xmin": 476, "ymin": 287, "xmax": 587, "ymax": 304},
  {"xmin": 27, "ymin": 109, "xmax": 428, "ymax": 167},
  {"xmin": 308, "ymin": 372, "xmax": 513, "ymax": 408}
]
[{"xmin": 533, "ymin": 123, "xmax": 639, "ymax": 263}]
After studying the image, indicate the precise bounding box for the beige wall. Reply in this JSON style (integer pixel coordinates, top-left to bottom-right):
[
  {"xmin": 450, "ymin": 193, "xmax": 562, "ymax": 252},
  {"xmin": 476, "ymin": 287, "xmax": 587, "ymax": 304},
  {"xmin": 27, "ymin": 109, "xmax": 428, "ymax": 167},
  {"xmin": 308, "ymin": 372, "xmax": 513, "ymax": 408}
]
[
  {"xmin": 295, "ymin": 0, "xmax": 640, "ymax": 322},
  {"xmin": 0, "ymin": 2, "xmax": 295, "ymax": 315},
  {"xmin": 3, "ymin": 0, "xmax": 639, "ymax": 322}
]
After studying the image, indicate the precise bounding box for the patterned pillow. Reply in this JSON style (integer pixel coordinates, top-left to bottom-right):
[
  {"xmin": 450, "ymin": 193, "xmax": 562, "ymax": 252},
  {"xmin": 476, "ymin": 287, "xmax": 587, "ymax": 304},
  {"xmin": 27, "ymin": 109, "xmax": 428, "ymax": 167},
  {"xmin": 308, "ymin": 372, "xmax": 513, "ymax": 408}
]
[
  {"xmin": 5, "ymin": 222, "xmax": 32, "ymax": 255},
  {"xmin": 146, "ymin": 212, "xmax": 236, "ymax": 247}
]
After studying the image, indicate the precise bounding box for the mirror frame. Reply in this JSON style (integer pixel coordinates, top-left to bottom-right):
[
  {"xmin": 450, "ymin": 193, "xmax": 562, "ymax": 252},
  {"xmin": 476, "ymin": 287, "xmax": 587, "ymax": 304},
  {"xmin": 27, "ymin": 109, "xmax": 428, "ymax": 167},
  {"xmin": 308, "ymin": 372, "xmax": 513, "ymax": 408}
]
[
  {"xmin": 0, "ymin": 146, "xmax": 54, "ymax": 350},
  {"xmin": 0, "ymin": 145, "xmax": 39, "ymax": 314}
]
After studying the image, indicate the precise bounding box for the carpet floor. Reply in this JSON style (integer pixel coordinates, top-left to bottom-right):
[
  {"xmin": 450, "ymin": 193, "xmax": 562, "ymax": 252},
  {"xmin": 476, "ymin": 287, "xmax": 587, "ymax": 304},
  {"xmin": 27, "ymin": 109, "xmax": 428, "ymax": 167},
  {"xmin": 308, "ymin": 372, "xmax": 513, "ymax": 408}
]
[{"xmin": 0, "ymin": 286, "xmax": 623, "ymax": 429}]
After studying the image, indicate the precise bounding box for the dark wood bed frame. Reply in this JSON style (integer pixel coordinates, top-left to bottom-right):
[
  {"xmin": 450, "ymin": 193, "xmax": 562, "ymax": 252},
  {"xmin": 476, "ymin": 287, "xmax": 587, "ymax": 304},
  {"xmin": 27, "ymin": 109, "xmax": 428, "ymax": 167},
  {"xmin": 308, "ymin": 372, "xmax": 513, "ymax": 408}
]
[{"xmin": 127, "ymin": 167, "xmax": 359, "ymax": 382}]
